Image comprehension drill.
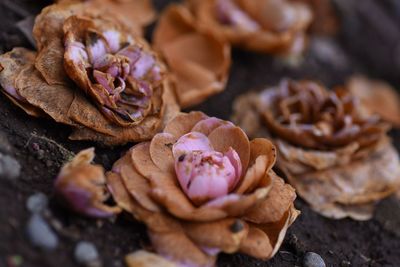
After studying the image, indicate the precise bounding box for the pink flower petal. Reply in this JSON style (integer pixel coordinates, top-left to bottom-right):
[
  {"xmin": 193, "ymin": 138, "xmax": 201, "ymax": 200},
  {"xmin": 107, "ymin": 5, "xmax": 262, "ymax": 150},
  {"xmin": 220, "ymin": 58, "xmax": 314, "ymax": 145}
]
[{"xmin": 172, "ymin": 132, "xmax": 213, "ymax": 158}]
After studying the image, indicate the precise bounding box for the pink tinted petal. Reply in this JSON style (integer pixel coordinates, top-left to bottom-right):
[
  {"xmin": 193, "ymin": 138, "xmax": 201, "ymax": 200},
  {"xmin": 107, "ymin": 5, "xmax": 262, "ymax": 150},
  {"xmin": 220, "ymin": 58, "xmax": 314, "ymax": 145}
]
[
  {"xmin": 172, "ymin": 132, "xmax": 213, "ymax": 158},
  {"xmin": 103, "ymin": 30, "xmax": 121, "ymax": 53},
  {"xmin": 118, "ymin": 46, "xmax": 141, "ymax": 65},
  {"xmin": 86, "ymin": 33, "xmax": 108, "ymax": 64},
  {"xmin": 205, "ymin": 194, "xmax": 240, "ymax": 208},
  {"xmin": 216, "ymin": 0, "xmax": 260, "ymax": 31},
  {"xmin": 93, "ymin": 70, "xmax": 114, "ymax": 93},
  {"xmin": 224, "ymin": 147, "xmax": 242, "ymax": 188},
  {"xmin": 175, "ymin": 150, "xmax": 237, "ymax": 205},
  {"xmin": 107, "ymin": 63, "xmax": 119, "ymax": 77},
  {"xmin": 93, "ymin": 54, "xmax": 114, "ymax": 70},
  {"xmin": 65, "ymin": 41, "xmax": 89, "ymax": 65},
  {"xmin": 132, "ymin": 52, "xmax": 155, "ymax": 79}
]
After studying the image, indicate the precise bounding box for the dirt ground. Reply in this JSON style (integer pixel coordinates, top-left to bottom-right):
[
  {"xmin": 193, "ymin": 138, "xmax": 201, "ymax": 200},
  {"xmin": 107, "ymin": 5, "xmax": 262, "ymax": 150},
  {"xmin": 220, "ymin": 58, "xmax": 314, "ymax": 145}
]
[{"xmin": 1, "ymin": 0, "xmax": 400, "ymax": 266}]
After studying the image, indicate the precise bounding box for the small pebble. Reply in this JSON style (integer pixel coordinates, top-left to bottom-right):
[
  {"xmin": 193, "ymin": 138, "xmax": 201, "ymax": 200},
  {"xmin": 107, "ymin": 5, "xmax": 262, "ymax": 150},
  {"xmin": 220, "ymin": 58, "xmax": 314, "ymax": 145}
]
[
  {"xmin": 0, "ymin": 153, "xmax": 21, "ymax": 180},
  {"xmin": 26, "ymin": 193, "xmax": 48, "ymax": 214},
  {"xmin": 26, "ymin": 214, "xmax": 58, "ymax": 251},
  {"xmin": 303, "ymin": 252, "xmax": 326, "ymax": 267},
  {"xmin": 74, "ymin": 241, "xmax": 101, "ymax": 267},
  {"xmin": 340, "ymin": 260, "xmax": 351, "ymax": 267}
]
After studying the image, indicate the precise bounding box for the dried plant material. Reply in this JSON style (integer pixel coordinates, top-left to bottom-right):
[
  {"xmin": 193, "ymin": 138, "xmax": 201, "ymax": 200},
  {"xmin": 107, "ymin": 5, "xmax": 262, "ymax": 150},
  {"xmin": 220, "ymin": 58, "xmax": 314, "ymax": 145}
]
[
  {"xmin": 190, "ymin": 0, "xmax": 312, "ymax": 55},
  {"xmin": 153, "ymin": 4, "xmax": 231, "ymax": 108},
  {"xmin": 55, "ymin": 148, "xmax": 121, "ymax": 218},
  {"xmin": 232, "ymin": 79, "xmax": 400, "ymax": 220},
  {"xmin": 346, "ymin": 75, "xmax": 400, "ymax": 128},
  {"xmin": 107, "ymin": 112, "xmax": 298, "ymax": 266},
  {"xmin": 0, "ymin": 1, "xmax": 179, "ymax": 145},
  {"xmin": 54, "ymin": 0, "xmax": 156, "ymax": 34},
  {"xmin": 294, "ymin": 0, "xmax": 338, "ymax": 35},
  {"xmin": 125, "ymin": 250, "xmax": 178, "ymax": 267}
]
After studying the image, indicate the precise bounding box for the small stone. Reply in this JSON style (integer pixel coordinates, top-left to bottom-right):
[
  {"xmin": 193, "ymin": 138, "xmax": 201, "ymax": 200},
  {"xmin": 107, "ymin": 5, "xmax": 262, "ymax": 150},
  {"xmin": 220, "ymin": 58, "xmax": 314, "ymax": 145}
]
[
  {"xmin": 74, "ymin": 241, "xmax": 101, "ymax": 267},
  {"xmin": 0, "ymin": 153, "xmax": 21, "ymax": 180},
  {"xmin": 26, "ymin": 214, "xmax": 58, "ymax": 251},
  {"xmin": 26, "ymin": 193, "xmax": 48, "ymax": 214},
  {"xmin": 303, "ymin": 252, "xmax": 326, "ymax": 267}
]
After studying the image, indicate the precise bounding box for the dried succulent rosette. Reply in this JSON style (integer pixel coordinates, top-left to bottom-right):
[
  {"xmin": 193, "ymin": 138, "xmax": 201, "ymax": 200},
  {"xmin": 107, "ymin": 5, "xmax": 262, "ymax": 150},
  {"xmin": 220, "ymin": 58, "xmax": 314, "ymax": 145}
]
[
  {"xmin": 189, "ymin": 0, "xmax": 312, "ymax": 55},
  {"xmin": 0, "ymin": 0, "xmax": 178, "ymax": 145},
  {"xmin": 55, "ymin": 148, "xmax": 121, "ymax": 218},
  {"xmin": 107, "ymin": 112, "xmax": 299, "ymax": 266},
  {"xmin": 232, "ymin": 79, "xmax": 400, "ymax": 220},
  {"xmin": 153, "ymin": 4, "xmax": 231, "ymax": 108}
]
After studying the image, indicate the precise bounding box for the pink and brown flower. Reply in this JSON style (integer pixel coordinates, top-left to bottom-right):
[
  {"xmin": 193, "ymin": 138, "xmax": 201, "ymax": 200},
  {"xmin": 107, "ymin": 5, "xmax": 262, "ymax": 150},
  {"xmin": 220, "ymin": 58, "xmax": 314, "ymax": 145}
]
[
  {"xmin": 55, "ymin": 148, "xmax": 121, "ymax": 218},
  {"xmin": 107, "ymin": 112, "xmax": 299, "ymax": 266},
  {"xmin": 0, "ymin": 0, "xmax": 178, "ymax": 145},
  {"xmin": 233, "ymin": 79, "xmax": 400, "ymax": 220},
  {"xmin": 189, "ymin": 0, "xmax": 313, "ymax": 55}
]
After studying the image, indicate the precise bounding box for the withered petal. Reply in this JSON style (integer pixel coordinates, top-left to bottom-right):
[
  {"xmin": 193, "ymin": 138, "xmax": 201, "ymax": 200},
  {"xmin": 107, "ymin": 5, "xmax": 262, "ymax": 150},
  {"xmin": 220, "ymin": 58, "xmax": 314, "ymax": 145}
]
[
  {"xmin": 125, "ymin": 250, "xmax": 178, "ymax": 267},
  {"xmin": 182, "ymin": 218, "xmax": 249, "ymax": 253},
  {"xmin": 207, "ymin": 124, "xmax": 250, "ymax": 172},
  {"xmin": 243, "ymin": 173, "xmax": 296, "ymax": 224},
  {"xmin": 149, "ymin": 133, "xmax": 177, "ymax": 174},
  {"xmin": 163, "ymin": 111, "xmax": 209, "ymax": 139},
  {"xmin": 154, "ymin": 4, "xmax": 230, "ymax": 108}
]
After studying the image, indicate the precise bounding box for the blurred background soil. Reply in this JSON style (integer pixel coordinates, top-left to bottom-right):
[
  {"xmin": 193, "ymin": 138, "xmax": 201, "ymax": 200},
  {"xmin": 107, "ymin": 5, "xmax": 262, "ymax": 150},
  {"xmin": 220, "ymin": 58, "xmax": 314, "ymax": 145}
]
[{"xmin": 0, "ymin": 0, "xmax": 400, "ymax": 266}]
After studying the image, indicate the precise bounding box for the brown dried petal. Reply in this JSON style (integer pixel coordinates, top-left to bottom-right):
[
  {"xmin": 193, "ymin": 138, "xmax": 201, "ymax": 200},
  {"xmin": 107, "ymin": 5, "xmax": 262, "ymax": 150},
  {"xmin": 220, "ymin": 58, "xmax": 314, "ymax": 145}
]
[
  {"xmin": 125, "ymin": 250, "xmax": 178, "ymax": 267},
  {"xmin": 347, "ymin": 76, "xmax": 400, "ymax": 128},
  {"xmin": 164, "ymin": 111, "xmax": 209, "ymax": 139},
  {"xmin": 243, "ymin": 172, "xmax": 296, "ymax": 224},
  {"xmin": 193, "ymin": 0, "xmax": 312, "ymax": 54},
  {"xmin": 154, "ymin": 4, "xmax": 231, "ymax": 108},
  {"xmin": 182, "ymin": 218, "xmax": 249, "ymax": 253},
  {"xmin": 282, "ymin": 138, "xmax": 400, "ymax": 219}
]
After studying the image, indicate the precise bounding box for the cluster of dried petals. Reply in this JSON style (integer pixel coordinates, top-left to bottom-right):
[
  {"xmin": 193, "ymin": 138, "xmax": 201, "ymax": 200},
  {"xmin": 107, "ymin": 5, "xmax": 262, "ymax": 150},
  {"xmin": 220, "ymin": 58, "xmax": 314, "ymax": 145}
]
[
  {"xmin": 55, "ymin": 148, "xmax": 121, "ymax": 218},
  {"xmin": 0, "ymin": 0, "xmax": 178, "ymax": 145},
  {"xmin": 153, "ymin": 4, "xmax": 231, "ymax": 108},
  {"xmin": 107, "ymin": 112, "xmax": 298, "ymax": 266},
  {"xmin": 189, "ymin": 0, "xmax": 313, "ymax": 55},
  {"xmin": 232, "ymin": 79, "xmax": 400, "ymax": 220}
]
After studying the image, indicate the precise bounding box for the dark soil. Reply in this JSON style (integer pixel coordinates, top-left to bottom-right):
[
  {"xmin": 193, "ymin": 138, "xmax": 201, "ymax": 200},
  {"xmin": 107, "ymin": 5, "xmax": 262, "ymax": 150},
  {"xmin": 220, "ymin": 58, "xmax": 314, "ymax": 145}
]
[{"xmin": 1, "ymin": 0, "xmax": 400, "ymax": 266}]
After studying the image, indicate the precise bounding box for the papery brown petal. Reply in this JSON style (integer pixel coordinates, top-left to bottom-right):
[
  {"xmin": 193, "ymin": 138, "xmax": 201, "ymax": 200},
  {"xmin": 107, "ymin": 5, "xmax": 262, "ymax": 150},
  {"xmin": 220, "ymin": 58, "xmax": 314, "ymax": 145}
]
[
  {"xmin": 311, "ymin": 202, "xmax": 375, "ymax": 221},
  {"xmin": 145, "ymin": 212, "xmax": 217, "ymax": 267},
  {"xmin": 163, "ymin": 111, "xmax": 209, "ymax": 139},
  {"xmin": 192, "ymin": 117, "xmax": 230, "ymax": 136},
  {"xmin": 241, "ymin": 204, "xmax": 299, "ymax": 259},
  {"xmin": 235, "ymin": 156, "xmax": 268, "ymax": 194},
  {"xmin": 106, "ymin": 171, "xmax": 136, "ymax": 213},
  {"xmin": 35, "ymin": 40, "xmax": 70, "ymax": 85},
  {"xmin": 149, "ymin": 133, "xmax": 177, "ymax": 174},
  {"xmin": 277, "ymin": 139, "xmax": 359, "ymax": 174},
  {"xmin": 154, "ymin": 4, "xmax": 230, "ymax": 108},
  {"xmin": 0, "ymin": 48, "xmax": 43, "ymax": 117},
  {"xmin": 243, "ymin": 173, "xmax": 296, "ymax": 224},
  {"xmin": 239, "ymin": 225, "xmax": 273, "ymax": 259},
  {"xmin": 347, "ymin": 76, "xmax": 400, "ymax": 128},
  {"xmin": 15, "ymin": 65, "xmax": 77, "ymax": 126},
  {"xmin": 182, "ymin": 218, "xmax": 249, "ymax": 253},
  {"xmin": 125, "ymin": 250, "xmax": 178, "ymax": 267},
  {"xmin": 235, "ymin": 138, "xmax": 276, "ymax": 194},
  {"xmin": 282, "ymin": 138, "xmax": 400, "ymax": 220},
  {"xmin": 208, "ymin": 125, "xmax": 250, "ymax": 172},
  {"xmin": 120, "ymin": 163, "xmax": 161, "ymax": 213}
]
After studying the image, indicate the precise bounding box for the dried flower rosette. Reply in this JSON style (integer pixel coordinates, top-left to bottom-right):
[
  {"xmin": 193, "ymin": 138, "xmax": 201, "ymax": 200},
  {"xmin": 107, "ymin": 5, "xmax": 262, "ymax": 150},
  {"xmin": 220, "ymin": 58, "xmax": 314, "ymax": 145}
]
[
  {"xmin": 153, "ymin": 4, "xmax": 231, "ymax": 108},
  {"xmin": 0, "ymin": 0, "xmax": 178, "ymax": 145},
  {"xmin": 55, "ymin": 148, "xmax": 121, "ymax": 218},
  {"xmin": 189, "ymin": 0, "xmax": 313, "ymax": 55},
  {"xmin": 232, "ymin": 79, "xmax": 400, "ymax": 220},
  {"xmin": 107, "ymin": 112, "xmax": 299, "ymax": 266}
]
